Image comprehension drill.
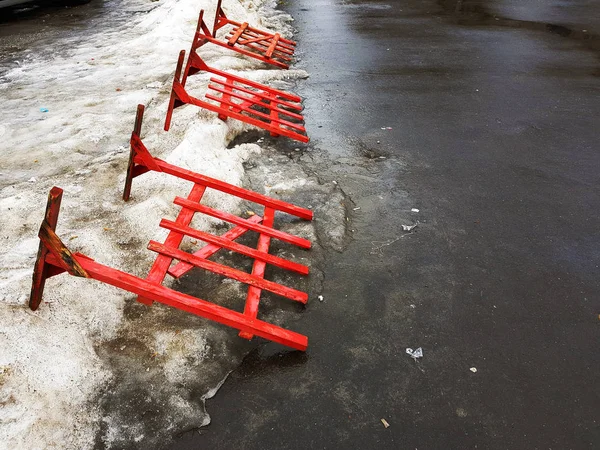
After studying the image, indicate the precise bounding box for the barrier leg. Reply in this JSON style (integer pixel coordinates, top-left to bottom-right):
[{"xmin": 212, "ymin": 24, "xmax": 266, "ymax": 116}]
[{"xmin": 123, "ymin": 104, "xmax": 145, "ymax": 201}]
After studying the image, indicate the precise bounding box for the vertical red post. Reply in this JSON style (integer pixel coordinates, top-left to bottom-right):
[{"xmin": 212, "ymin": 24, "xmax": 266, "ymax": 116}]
[
  {"xmin": 164, "ymin": 50, "xmax": 186, "ymax": 132},
  {"xmin": 123, "ymin": 104, "xmax": 145, "ymax": 201},
  {"xmin": 29, "ymin": 187, "xmax": 64, "ymax": 311},
  {"xmin": 268, "ymin": 95, "xmax": 280, "ymax": 138},
  {"xmin": 239, "ymin": 207, "xmax": 275, "ymax": 340},
  {"xmin": 213, "ymin": 0, "xmax": 224, "ymax": 37},
  {"xmin": 183, "ymin": 11, "xmax": 206, "ymax": 87},
  {"xmin": 217, "ymin": 77, "xmax": 237, "ymax": 121}
]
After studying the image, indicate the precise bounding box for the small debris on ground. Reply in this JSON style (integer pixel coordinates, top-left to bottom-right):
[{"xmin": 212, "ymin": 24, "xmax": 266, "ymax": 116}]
[
  {"xmin": 380, "ymin": 127, "xmax": 392, "ymax": 130},
  {"xmin": 318, "ymin": 295, "xmax": 324, "ymax": 302},
  {"xmin": 381, "ymin": 418, "xmax": 390, "ymax": 428},
  {"xmin": 352, "ymin": 207, "xmax": 360, "ymax": 211},
  {"xmin": 402, "ymin": 223, "xmax": 418, "ymax": 232},
  {"xmin": 39, "ymin": 107, "xmax": 49, "ymax": 113},
  {"xmin": 406, "ymin": 347, "xmax": 423, "ymax": 360},
  {"xmin": 411, "ymin": 208, "xmax": 419, "ymax": 212},
  {"xmin": 28, "ymin": 177, "xmax": 37, "ymax": 183},
  {"xmin": 470, "ymin": 367, "xmax": 477, "ymax": 373}
]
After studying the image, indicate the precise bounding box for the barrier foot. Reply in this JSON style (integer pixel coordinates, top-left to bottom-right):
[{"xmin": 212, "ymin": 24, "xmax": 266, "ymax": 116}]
[{"xmin": 30, "ymin": 187, "xmax": 89, "ymax": 310}]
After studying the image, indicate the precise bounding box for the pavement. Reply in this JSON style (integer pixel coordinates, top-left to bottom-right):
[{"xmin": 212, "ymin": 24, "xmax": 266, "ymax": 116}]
[
  {"xmin": 0, "ymin": 0, "xmax": 149, "ymax": 72},
  {"xmin": 169, "ymin": 0, "xmax": 600, "ymax": 448}
]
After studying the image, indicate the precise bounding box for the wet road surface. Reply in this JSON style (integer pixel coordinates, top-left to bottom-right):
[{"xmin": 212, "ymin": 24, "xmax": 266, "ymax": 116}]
[
  {"xmin": 0, "ymin": 0, "xmax": 152, "ymax": 72},
  {"xmin": 170, "ymin": 0, "xmax": 600, "ymax": 448}
]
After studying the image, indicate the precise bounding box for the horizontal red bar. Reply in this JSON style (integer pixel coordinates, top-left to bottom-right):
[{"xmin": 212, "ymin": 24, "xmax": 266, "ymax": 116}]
[
  {"xmin": 205, "ymin": 93, "xmax": 306, "ymax": 132},
  {"xmin": 237, "ymin": 34, "xmax": 271, "ymax": 45},
  {"xmin": 231, "ymin": 31, "xmax": 294, "ymax": 57},
  {"xmin": 237, "ymin": 40, "xmax": 293, "ymax": 61},
  {"xmin": 148, "ymin": 241, "xmax": 308, "ymax": 303},
  {"xmin": 194, "ymin": 36, "xmax": 290, "ymax": 69},
  {"xmin": 227, "ymin": 22, "xmax": 296, "ymax": 47},
  {"xmin": 160, "ymin": 219, "xmax": 309, "ymax": 275},
  {"xmin": 208, "ymin": 85, "xmax": 304, "ymax": 121},
  {"xmin": 168, "ymin": 214, "xmax": 263, "ymax": 278},
  {"xmin": 209, "ymin": 77, "xmax": 303, "ymax": 111},
  {"xmin": 146, "ymin": 148, "xmax": 312, "ymax": 219},
  {"xmin": 189, "ymin": 52, "xmax": 299, "ymax": 101},
  {"xmin": 45, "ymin": 252, "xmax": 307, "ymax": 350},
  {"xmin": 173, "ymin": 196, "xmax": 312, "ymax": 249},
  {"xmin": 187, "ymin": 90, "xmax": 308, "ymax": 142}
]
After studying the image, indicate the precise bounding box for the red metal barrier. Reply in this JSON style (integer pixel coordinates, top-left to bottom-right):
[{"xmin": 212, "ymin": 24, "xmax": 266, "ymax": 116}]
[
  {"xmin": 164, "ymin": 50, "xmax": 308, "ymax": 142},
  {"xmin": 190, "ymin": 3, "xmax": 296, "ymax": 69},
  {"xmin": 30, "ymin": 105, "xmax": 313, "ymax": 351}
]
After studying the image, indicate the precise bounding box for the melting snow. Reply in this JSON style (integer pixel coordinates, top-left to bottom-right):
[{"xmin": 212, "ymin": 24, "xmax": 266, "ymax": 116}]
[{"xmin": 0, "ymin": 0, "xmax": 304, "ymax": 447}]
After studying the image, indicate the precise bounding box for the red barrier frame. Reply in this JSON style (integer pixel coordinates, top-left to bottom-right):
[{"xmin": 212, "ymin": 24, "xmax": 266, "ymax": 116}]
[
  {"xmin": 164, "ymin": 50, "xmax": 308, "ymax": 143},
  {"xmin": 30, "ymin": 105, "xmax": 313, "ymax": 351},
  {"xmin": 29, "ymin": 202, "xmax": 308, "ymax": 350},
  {"xmin": 190, "ymin": 4, "xmax": 296, "ymax": 69}
]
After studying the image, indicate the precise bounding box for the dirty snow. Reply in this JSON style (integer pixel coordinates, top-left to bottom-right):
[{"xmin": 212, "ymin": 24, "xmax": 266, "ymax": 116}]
[{"xmin": 0, "ymin": 0, "xmax": 309, "ymax": 448}]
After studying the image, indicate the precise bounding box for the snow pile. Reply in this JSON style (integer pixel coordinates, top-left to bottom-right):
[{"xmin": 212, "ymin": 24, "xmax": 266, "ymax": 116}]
[{"xmin": 0, "ymin": 0, "xmax": 304, "ymax": 448}]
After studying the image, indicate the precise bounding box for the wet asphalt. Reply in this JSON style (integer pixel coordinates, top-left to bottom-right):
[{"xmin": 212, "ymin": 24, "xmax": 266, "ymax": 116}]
[
  {"xmin": 169, "ymin": 0, "xmax": 600, "ymax": 448},
  {"xmin": 0, "ymin": 0, "xmax": 151, "ymax": 73},
  {"xmin": 0, "ymin": 0, "xmax": 103, "ymax": 50}
]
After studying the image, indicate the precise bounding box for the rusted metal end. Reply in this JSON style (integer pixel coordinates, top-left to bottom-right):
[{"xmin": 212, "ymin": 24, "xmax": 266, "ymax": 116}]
[
  {"xmin": 29, "ymin": 187, "xmax": 67, "ymax": 310},
  {"xmin": 38, "ymin": 222, "xmax": 89, "ymax": 278}
]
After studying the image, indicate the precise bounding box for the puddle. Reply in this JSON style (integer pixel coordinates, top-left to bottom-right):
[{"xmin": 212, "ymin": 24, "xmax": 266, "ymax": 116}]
[{"xmin": 341, "ymin": 2, "xmax": 392, "ymax": 11}]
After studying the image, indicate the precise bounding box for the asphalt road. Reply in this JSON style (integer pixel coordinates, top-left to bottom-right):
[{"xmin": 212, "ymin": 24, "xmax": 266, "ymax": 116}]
[
  {"xmin": 0, "ymin": 0, "xmax": 149, "ymax": 73},
  {"xmin": 170, "ymin": 0, "xmax": 600, "ymax": 448}
]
